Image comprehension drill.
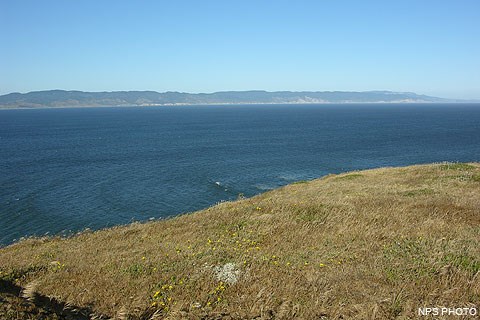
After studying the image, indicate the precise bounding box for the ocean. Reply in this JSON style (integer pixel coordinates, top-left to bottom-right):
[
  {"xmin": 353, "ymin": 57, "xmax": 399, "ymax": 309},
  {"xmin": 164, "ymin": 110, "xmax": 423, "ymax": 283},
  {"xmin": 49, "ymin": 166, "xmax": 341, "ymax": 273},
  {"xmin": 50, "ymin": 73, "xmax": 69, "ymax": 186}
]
[{"xmin": 1, "ymin": 103, "xmax": 479, "ymax": 246}]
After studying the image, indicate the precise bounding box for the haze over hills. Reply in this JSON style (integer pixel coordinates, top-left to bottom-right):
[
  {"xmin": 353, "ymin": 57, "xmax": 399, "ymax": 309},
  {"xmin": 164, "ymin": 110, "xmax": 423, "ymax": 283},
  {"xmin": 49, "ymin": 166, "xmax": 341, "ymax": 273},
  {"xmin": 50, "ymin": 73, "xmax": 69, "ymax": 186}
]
[{"xmin": 0, "ymin": 90, "xmax": 464, "ymax": 109}]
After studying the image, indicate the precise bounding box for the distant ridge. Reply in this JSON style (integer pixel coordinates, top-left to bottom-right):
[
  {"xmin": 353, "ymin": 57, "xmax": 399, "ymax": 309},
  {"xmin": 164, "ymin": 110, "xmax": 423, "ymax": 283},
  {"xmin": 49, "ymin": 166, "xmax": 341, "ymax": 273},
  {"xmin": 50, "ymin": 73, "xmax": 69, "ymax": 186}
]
[{"xmin": 0, "ymin": 90, "xmax": 460, "ymax": 109}]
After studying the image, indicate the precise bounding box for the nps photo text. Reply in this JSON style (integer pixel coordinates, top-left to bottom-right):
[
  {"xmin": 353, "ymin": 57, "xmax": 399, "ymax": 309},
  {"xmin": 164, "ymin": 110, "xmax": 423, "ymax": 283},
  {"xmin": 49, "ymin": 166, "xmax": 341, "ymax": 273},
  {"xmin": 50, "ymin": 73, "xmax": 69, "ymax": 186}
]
[{"xmin": 418, "ymin": 307, "xmax": 478, "ymax": 317}]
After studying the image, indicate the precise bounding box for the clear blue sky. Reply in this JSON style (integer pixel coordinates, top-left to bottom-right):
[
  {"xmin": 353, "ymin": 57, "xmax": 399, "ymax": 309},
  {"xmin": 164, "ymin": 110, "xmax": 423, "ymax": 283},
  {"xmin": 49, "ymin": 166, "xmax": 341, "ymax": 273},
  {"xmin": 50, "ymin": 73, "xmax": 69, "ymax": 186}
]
[{"xmin": 1, "ymin": 0, "xmax": 479, "ymax": 99}]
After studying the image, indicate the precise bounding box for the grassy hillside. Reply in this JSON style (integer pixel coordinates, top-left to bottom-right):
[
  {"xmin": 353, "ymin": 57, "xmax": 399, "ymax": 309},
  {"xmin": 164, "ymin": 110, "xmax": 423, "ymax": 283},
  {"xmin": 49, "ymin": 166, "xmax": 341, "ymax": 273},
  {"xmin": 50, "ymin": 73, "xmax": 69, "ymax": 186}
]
[{"xmin": 1, "ymin": 163, "xmax": 479, "ymax": 319}]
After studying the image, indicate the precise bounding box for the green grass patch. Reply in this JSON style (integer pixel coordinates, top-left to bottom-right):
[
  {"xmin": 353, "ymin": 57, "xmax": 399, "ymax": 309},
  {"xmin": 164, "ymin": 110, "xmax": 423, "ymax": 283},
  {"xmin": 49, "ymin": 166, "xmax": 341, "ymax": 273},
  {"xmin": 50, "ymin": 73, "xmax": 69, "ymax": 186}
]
[
  {"xmin": 383, "ymin": 238, "xmax": 437, "ymax": 282},
  {"xmin": 123, "ymin": 261, "xmax": 159, "ymax": 278},
  {"xmin": 471, "ymin": 174, "xmax": 480, "ymax": 182},
  {"xmin": 124, "ymin": 263, "xmax": 146, "ymax": 278},
  {"xmin": 292, "ymin": 180, "xmax": 309, "ymax": 184},
  {"xmin": 402, "ymin": 188, "xmax": 435, "ymax": 197},
  {"xmin": 0, "ymin": 265, "xmax": 46, "ymax": 282},
  {"xmin": 443, "ymin": 253, "xmax": 480, "ymax": 275},
  {"xmin": 439, "ymin": 163, "xmax": 475, "ymax": 171},
  {"xmin": 334, "ymin": 173, "xmax": 363, "ymax": 181},
  {"xmin": 295, "ymin": 204, "xmax": 330, "ymax": 224}
]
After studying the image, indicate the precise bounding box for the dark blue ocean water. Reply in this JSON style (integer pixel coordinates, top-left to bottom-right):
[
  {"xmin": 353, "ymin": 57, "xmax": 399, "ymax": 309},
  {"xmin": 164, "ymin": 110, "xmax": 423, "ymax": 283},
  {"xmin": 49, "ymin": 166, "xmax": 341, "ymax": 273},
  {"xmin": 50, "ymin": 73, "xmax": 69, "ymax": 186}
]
[{"xmin": 1, "ymin": 104, "xmax": 480, "ymax": 246}]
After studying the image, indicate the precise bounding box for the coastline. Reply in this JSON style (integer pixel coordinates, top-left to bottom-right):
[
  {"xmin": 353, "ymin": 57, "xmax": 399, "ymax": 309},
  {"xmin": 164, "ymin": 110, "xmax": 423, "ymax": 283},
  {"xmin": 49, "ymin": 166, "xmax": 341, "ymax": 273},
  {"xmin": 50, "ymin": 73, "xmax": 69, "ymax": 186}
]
[
  {"xmin": 0, "ymin": 100, "xmax": 475, "ymax": 111},
  {"xmin": 1, "ymin": 163, "xmax": 479, "ymax": 318}
]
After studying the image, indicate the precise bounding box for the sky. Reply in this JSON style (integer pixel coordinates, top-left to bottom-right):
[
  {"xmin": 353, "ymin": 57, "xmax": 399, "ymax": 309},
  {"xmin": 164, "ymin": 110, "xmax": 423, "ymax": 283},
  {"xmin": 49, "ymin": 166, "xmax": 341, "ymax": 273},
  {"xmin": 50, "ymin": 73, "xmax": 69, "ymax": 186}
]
[{"xmin": 1, "ymin": 0, "xmax": 479, "ymax": 99}]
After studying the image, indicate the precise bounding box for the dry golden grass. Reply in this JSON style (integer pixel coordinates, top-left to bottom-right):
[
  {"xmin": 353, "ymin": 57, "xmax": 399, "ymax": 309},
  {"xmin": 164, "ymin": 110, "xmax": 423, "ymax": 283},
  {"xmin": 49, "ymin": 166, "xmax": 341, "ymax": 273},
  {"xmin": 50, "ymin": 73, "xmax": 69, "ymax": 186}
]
[{"xmin": 1, "ymin": 163, "xmax": 479, "ymax": 319}]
